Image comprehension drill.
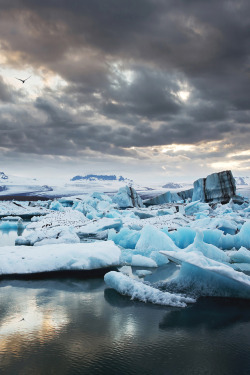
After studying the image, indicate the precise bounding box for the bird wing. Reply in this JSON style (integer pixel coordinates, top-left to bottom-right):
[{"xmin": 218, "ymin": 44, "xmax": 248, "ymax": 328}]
[
  {"xmin": 15, "ymin": 77, "xmax": 23, "ymax": 82},
  {"xmin": 24, "ymin": 76, "xmax": 31, "ymax": 82}
]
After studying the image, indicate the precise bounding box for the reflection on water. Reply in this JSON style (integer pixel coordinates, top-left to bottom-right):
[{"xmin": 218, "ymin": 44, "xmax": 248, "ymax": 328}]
[{"xmin": 1, "ymin": 278, "xmax": 250, "ymax": 375}]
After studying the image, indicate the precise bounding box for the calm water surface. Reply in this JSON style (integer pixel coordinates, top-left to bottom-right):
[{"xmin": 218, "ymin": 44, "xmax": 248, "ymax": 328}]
[{"xmin": 1, "ymin": 230, "xmax": 250, "ymax": 375}]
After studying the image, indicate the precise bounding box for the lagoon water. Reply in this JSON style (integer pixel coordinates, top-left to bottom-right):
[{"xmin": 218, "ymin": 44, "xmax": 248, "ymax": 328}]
[{"xmin": 1, "ymin": 229, "xmax": 250, "ymax": 375}]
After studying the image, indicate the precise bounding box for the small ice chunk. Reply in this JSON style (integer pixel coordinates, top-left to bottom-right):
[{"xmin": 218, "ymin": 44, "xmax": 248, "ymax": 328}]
[
  {"xmin": 50, "ymin": 200, "xmax": 65, "ymax": 211},
  {"xmin": 230, "ymin": 247, "xmax": 250, "ymax": 264},
  {"xmin": 135, "ymin": 270, "xmax": 153, "ymax": 277},
  {"xmin": 131, "ymin": 255, "xmax": 157, "ymax": 268}
]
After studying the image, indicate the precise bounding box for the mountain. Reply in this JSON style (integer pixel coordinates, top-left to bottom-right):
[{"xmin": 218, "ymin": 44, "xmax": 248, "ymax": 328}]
[
  {"xmin": 162, "ymin": 182, "xmax": 187, "ymax": 189},
  {"xmin": 71, "ymin": 174, "xmax": 132, "ymax": 183}
]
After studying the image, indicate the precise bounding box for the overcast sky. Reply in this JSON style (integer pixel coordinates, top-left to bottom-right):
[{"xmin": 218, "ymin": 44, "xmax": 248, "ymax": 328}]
[{"xmin": 0, "ymin": 0, "xmax": 250, "ymax": 183}]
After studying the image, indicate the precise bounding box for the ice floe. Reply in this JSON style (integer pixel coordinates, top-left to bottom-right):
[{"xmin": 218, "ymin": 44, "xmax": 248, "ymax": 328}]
[{"xmin": 0, "ymin": 241, "xmax": 121, "ymax": 275}]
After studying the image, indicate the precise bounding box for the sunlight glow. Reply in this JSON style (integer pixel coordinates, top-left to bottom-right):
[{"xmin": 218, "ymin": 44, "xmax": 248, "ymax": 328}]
[{"xmin": 177, "ymin": 90, "xmax": 190, "ymax": 101}]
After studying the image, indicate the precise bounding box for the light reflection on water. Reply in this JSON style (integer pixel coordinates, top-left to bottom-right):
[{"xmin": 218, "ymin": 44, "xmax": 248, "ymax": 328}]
[{"xmin": 1, "ymin": 278, "xmax": 250, "ymax": 375}]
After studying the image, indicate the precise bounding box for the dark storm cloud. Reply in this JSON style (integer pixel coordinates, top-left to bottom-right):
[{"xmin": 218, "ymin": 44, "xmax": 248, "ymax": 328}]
[{"xmin": 0, "ymin": 0, "xmax": 250, "ymax": 165}]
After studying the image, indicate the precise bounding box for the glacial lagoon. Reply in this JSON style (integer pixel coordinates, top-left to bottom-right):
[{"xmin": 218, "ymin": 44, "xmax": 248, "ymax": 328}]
[{"xmin": 1, "ymin": 228, "xmax": 250, "ymax": 375}]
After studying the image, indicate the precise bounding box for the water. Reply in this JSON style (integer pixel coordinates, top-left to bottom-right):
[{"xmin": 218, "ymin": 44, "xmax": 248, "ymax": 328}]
[{"xmin": 1, "ymin": 278, "xmax": 250, "ymax": 375}]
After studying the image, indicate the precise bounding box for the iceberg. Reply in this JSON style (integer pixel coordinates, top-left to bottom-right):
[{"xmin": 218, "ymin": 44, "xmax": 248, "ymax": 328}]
[
  {"xmin": 229, "ymin": 247, "xmax": 250, "ymax": 264},
  {"xmin": 184, "ymin": 230, "xmax": 230, "ymax": 263},
  {"xmin": 49, "ymin": 200, "xmax": 65, "ymax": 212},
  {"xmin": 0, "ymin": 241, "xmax": 121, "ymax": 275},
  {"xmin": 108, "ymin": 227, "xmax": 141, "ymax": 249},
  {"xmin": 112, "ymin": 186, "xmax": 144, "ymax": 208},
  {"xmin": 131, "ymin": 255, "xmax": 157, "ymax": 268},
  {"xmin": 16, "ymin": 226, "xmax": 80, "ymax": 246},
  {"xmin": 135, "ymin": 225, "xmax": 179, "ymax": 253},
  {"xmin": 160, "ymin": 250, "xmax": 250, "ymax": 299},
  {"xmin": 144, "ymin": 191, "xmax": 181, "ymax": 206},
  {"xmin": 192, "ymin": 170, "xmax": 243, "ymax": 204},
  {"xmin": 104, "ymin": 271, "xmax": 196, "ymax": 307}
]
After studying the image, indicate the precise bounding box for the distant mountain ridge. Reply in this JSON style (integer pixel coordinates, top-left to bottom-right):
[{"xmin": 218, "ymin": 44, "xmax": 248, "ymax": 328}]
[
  {"xmin": 162, "ymin": 182, "xmax": 186, "ymax": 189},
  {"xmin": 71, "ymin": 174, "xmax": 132, "ymax": 182}
]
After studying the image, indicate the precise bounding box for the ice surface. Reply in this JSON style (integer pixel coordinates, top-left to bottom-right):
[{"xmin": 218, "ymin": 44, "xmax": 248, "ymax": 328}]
[
  {"xmin": 0, "ymin": 241, "xmax": 121, "ymax": 275},
  {"xmin": 104, "ymin": 271, "xmax": 196, "ymax": 307}
]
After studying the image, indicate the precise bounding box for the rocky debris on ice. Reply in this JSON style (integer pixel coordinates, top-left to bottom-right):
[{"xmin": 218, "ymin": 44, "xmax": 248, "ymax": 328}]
[
  {"xmin": 27, "ymin": 210, "xmax": 89, "ymax": 231},
  {"xmin": 104, "ymin": 271, "xmax": 196, "ymax": 307},
  {"xmin": 0, "ymin": 241, "xmax": 121, "ymax": 275}
]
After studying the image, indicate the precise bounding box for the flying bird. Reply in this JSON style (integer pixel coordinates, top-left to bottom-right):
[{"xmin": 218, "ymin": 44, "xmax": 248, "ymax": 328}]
[{"xmin": 15, "ymin": 76, "xmax": 31, "ymax": 84}]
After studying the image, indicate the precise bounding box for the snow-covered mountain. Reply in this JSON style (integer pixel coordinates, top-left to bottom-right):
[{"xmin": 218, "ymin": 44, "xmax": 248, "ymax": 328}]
[
  {"xmin": 67, "ymin": 174, "xmax": 146, "ymax": 194},
  {"xmin": 235, "ymin": 177, "xmax": 250, "ymax": 186}
]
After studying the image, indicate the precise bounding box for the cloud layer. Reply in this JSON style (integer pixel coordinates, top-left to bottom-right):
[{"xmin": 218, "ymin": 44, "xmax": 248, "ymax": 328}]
[{"xmin": 0, "ymin": 0, "xmax": 250, "ymax": 181}]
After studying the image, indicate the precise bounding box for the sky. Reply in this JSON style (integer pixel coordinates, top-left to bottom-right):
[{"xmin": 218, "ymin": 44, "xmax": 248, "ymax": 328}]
[{"xmin": 0, "ymin": 0, "xmax": 250, "ymax": 184}]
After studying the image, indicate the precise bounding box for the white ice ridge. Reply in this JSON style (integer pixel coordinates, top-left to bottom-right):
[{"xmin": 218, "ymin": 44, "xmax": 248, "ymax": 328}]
[
  {"xmin": 104, "ymin": 271, "xmax": 196, "ymax": 307},
  {"xmin": 0, "ymin": 241, "xmax": 121, "ymax": 275}
]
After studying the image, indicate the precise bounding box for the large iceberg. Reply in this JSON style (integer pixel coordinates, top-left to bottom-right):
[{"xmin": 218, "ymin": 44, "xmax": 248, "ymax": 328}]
[
  {"xmin": 192, "ymin": 170, "xmax": 243, "ymax": 204},
  {"xmin": 160, "ymin": 250, "xmax": 250, "ymax": 299}
]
